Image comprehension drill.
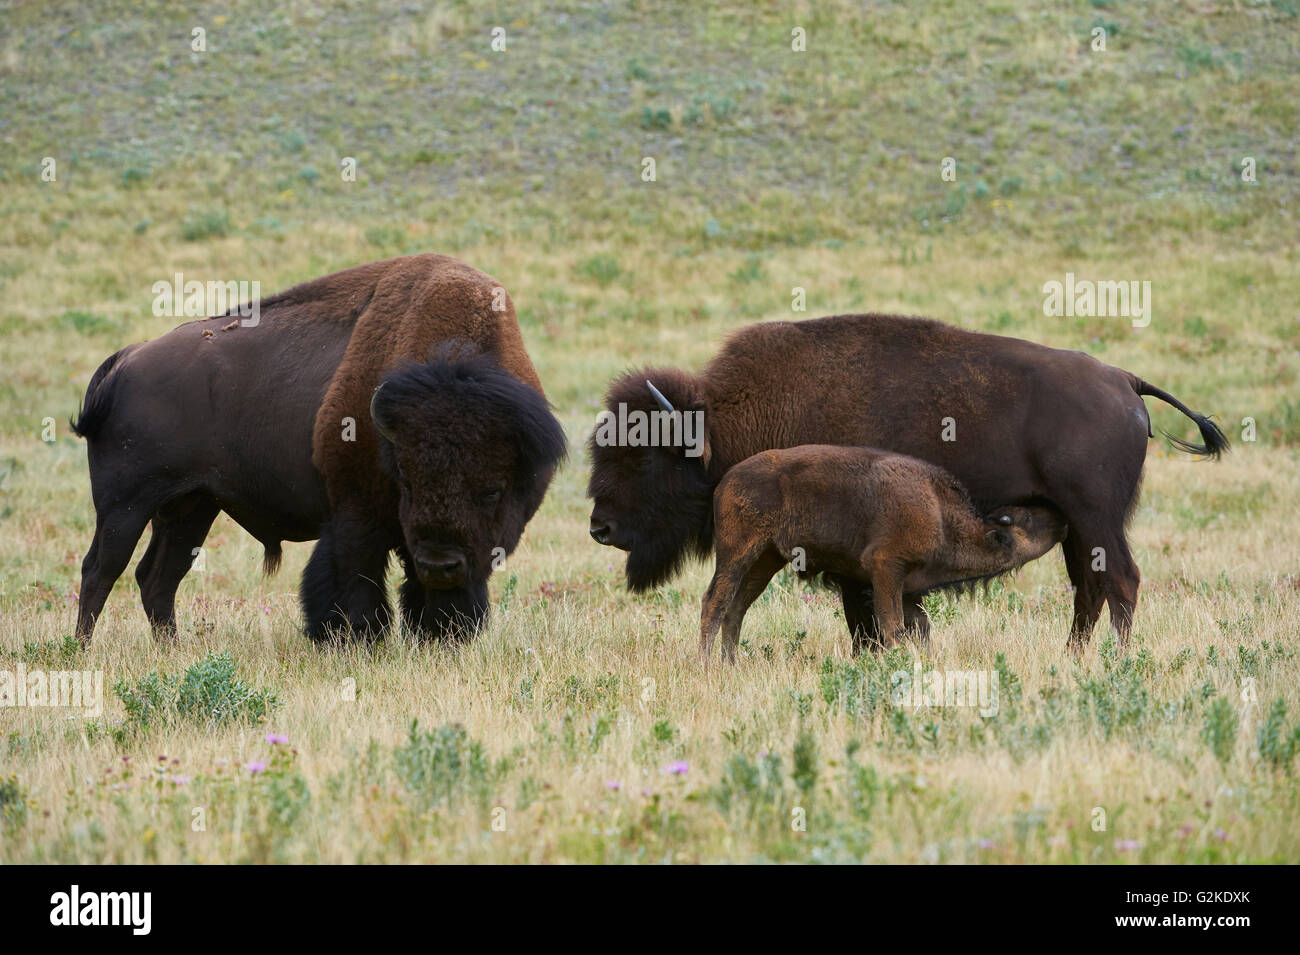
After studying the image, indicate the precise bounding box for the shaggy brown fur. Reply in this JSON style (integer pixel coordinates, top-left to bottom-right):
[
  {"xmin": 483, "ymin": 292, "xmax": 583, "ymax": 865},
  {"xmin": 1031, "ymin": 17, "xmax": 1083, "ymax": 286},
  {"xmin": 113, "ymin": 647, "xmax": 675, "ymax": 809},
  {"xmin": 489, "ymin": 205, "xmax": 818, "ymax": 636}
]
[
  {"xmin": 312, "ymin": 255, "xmax": 542, "ymax": 520},
  {"xmin": 589, "ymin": 313, "xmax": 1227, "ymax": 654},
  {"xmin": 71, "ymin": 254, "xmax": 557, "ymax": 646},
  {"xmin": 700, "ymin": 446, "xmax": 1067, "ymax": 664}
]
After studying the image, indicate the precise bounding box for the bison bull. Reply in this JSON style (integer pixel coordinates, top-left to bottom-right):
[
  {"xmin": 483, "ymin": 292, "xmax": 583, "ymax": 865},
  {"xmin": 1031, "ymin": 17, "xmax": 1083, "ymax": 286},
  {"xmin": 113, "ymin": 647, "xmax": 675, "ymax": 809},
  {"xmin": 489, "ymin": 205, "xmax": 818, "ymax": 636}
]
[
  {"xmin": 71, "ymin": 254, "xmax": 565, "ymax": 646},
  {"xmin": 702, "ymin": 445, "xmax": 1067, "ymax": 662},
  {"xmin": 588, "ymin": 313, "xmax": 1228, "ymax": 653}
]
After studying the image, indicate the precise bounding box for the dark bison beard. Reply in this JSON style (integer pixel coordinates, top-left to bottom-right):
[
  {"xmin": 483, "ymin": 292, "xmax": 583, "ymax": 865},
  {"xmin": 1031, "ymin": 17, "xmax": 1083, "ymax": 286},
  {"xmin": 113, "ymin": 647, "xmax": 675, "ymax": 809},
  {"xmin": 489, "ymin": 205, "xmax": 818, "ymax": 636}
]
[
  {"xmin": 624, "ymin": 481, "xmax": 715, "ymax": 593},
  {"xmin": 400, "ymin": 577, "xmax": 490, "ymax": 642}
]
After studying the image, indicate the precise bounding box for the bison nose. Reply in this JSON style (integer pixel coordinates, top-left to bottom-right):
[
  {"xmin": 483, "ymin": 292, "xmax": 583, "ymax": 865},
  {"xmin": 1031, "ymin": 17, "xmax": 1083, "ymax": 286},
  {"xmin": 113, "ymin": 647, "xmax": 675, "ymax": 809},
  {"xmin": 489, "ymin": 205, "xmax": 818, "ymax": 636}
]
[
  {"xmin": 590, "ymin": 520, "xmax": 614, "ymax": 545},
  {"xmin": 416, "ymin": 551, "xmax": 467, "ymax": 588}
]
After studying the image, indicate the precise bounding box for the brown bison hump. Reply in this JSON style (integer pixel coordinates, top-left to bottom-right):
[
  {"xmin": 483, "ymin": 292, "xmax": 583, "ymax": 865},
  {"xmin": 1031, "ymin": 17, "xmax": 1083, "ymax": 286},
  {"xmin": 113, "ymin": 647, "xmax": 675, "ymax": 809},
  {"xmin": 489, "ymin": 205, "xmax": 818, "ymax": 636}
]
[{"xmin": 311, "ymin": 254, "xmax": 541, "ymax": 509}]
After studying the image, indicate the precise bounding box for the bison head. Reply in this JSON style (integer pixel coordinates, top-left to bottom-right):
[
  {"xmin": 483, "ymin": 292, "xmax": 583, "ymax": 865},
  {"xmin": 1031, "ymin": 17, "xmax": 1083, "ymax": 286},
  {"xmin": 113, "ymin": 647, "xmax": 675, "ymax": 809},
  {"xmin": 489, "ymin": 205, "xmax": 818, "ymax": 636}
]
[
  {"xmin": 370, "ymin": 344, "xmax": 566, "ymax": 637},
  {"xmin": 982, "ymin": 504, "xmax": 1068, "ymax": 566},
  {"xmin": 586, "ymin": 368, "xmax": 716, "ymax": 592}
]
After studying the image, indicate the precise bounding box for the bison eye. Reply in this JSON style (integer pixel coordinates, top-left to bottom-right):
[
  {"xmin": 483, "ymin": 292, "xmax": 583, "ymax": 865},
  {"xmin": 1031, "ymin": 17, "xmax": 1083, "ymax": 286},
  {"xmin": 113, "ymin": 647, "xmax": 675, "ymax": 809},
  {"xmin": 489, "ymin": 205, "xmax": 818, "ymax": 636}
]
[{"xmin": 479, "ymin": 489, "xmax": 502, "ymax": 507}]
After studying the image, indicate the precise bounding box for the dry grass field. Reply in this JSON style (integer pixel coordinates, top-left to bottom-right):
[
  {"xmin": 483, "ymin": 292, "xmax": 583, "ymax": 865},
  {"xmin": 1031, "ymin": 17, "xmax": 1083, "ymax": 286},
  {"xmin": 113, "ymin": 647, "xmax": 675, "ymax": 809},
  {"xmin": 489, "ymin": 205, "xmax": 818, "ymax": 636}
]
[{"xmin": 1, "ymin": 0, "xmax": 1298, "ymax": 863}]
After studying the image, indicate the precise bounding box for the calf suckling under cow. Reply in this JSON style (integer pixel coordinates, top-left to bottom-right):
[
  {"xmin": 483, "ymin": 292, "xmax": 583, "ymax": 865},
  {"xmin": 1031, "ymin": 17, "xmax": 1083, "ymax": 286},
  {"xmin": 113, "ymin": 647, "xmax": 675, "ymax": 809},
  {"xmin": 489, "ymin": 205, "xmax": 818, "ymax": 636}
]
[
  {"xmin": 70, "ymin": 254, "xmax": 565, "ymax": 647},
  {"xmin": 589, "ymin": 312, "xmax": 1228, "ymax": 654},
  {"xmin": 700, "ymin": 445, "xmax": 1068, "ymax": 664}
]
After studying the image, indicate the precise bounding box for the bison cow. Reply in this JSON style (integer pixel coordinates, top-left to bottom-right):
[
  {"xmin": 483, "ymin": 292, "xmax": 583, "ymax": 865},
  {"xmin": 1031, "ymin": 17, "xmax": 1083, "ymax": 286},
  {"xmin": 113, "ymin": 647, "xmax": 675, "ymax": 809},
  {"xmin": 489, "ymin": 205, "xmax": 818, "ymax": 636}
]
[
  {"xmin": 701, "ymin": 445, "xmax": 1067, "ymax": 663},
  {"xmin": 588, "ymin": 314, "xmax": 1228, "ymax": 653},
  {"xmin": 71, "ymin": 254, "xmax": 565, "ymax": 646}
]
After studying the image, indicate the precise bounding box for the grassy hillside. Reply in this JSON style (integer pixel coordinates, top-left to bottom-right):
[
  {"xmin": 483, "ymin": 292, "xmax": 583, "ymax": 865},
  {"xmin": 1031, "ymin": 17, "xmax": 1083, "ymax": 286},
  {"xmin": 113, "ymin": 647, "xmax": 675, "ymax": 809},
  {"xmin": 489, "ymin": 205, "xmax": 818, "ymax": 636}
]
[{"xmin": 1, "ymin": 0, "xmax": 1298, "ymax": 862}]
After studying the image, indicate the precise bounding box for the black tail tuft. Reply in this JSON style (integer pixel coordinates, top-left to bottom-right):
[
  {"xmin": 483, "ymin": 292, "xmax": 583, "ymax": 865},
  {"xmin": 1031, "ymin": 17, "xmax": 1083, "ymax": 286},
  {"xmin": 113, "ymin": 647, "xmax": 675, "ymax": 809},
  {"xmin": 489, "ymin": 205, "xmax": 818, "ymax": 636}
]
[
  {"xmin": 70, "ymin": 347, "xmax": 131, "ymax": 440},
  {"xmin": 1163, "ymin": 414, "xmax": 1229, "ymax": 461}
]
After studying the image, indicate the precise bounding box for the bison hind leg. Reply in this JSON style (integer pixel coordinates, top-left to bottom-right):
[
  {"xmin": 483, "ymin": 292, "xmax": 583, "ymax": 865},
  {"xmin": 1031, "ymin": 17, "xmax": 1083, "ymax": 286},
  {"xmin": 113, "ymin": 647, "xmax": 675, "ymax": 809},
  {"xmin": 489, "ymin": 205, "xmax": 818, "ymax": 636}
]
[
  {"xmin": 76, "ymin": 491, "xmax": 167, "ymax": 646},
  {"xmin": 1104, "ymin": 538, "xmax": 1141, "ymax": 647},
  {"xmin": 1062, "ymin": 523, "xmax": 1139, "ymax": 654},
  {"xmin": 135, "ymin": 493, "xmax": 220, "ymax": 642}
]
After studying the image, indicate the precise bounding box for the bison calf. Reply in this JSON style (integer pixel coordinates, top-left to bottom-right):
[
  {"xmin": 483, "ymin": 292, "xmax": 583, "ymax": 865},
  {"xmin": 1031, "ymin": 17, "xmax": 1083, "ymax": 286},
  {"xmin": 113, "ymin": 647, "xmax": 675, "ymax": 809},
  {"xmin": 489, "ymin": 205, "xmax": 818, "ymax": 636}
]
[{"xmin": 700, "ymin": 446, "xmax": 1067, "ymax": 663}]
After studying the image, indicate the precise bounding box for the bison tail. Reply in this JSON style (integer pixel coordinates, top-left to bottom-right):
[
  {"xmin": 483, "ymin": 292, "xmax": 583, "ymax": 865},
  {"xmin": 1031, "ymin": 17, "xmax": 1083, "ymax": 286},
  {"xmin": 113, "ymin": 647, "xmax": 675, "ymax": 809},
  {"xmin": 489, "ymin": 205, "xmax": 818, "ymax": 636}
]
[
  {"xmin": 1131, "ymin": 376, "xmax": 1230, "ymax": 460},
  {"xmin": 69, "ymin": 346, "xmax": 133, "ymax": 440},
  {"xmin": 263, "ymin": 543, "xmax": 283, "ymax": 577}
]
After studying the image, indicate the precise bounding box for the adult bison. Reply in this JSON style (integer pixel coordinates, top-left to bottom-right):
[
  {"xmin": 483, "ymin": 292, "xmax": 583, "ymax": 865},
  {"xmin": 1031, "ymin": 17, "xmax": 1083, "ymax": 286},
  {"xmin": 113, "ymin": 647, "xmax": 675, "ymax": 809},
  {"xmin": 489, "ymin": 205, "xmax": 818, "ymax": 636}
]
[
  {"xmin": 587, "ymin": 313, "xmax": 1227, "ymax": 653},
  {"xmin": 71, "ymin": 254, "xmax": 565, "ymax": 646}
]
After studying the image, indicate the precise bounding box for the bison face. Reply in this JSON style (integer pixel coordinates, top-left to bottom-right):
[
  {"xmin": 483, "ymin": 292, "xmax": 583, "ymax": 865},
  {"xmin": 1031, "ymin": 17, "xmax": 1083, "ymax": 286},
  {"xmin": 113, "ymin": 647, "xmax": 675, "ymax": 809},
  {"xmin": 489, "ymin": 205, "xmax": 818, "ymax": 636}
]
[
  {"xmin": 586, "ymin": 368, "xmax": 716, "ymax": 592},
  {"xmin": 983, "ymin": 504, "xmax": 1068, "ymax": 565},
  {"xmin": 371, "ymin": 346, "xmax": 567, "ymax": 629}
]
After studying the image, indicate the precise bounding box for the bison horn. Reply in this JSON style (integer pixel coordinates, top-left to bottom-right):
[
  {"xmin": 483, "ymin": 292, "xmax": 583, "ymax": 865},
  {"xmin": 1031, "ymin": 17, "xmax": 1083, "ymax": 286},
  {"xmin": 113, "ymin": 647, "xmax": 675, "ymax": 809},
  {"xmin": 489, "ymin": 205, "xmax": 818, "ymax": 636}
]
[
  {"xmin": 370, "ymin": 384, "xmax": 396, "ymax": 442},
  {"xmin": 646, "ymin": 379, "xmax": 675, "ymax": 414}
]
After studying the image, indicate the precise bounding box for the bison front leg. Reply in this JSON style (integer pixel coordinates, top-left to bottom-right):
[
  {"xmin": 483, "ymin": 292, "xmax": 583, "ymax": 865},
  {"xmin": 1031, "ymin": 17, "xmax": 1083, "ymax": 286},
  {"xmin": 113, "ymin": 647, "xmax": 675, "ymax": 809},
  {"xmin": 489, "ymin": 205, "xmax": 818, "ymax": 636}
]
[
  {"xmin": 836, "ymin": 577, "xmax": 928, "ymax": 654},
  {"xmin": 699, "ymin": 570, "xmax": 734, "ymax": 666},
  {"xmin": 301, "ymin": 518, "xmax": 392, "ymax": 644},
  {"xmin": 394, "ymin": 548, "xmax": 489, "ymax": 641},
  {"xmin": 718, "ymin": 548, "xmax": 786, "ymax": 664},
  {"xmin": 421, "ymin": 583, "xmax": 490, "ymax": 642},
  {"xmin": 394, "ymin": 547, "xmax": 490, "ymax": 642},
  {"xmin": 864, "ymin": 551, "xmax": 907, "ymax": 649},
  {"xmin": 904, "ymin": 594, "xmax": 931, "ymax": 647},
  {"xmin": 701, "ymin": 536, "xmax": 777, "ymax": 666},
  {"xmin": 395, "ymin": 547, "xmax": 426, "ymax": 634}
]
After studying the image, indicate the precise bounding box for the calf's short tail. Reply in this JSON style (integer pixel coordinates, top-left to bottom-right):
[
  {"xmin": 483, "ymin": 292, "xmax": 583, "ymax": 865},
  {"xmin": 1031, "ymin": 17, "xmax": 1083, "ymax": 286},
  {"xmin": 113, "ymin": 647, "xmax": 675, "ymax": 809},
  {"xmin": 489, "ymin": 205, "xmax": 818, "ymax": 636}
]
[{"xmin": 1130, "ymin": 375, "xmax": 1230, "ymax": 460}]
